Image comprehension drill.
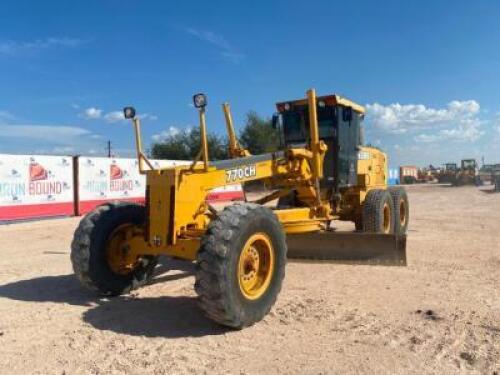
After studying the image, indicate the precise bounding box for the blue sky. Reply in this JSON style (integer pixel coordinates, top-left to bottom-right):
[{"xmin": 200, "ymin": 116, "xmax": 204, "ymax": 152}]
[{"xmin": 1, "ymin": 0, "xmax": 500, "ymax": 166}]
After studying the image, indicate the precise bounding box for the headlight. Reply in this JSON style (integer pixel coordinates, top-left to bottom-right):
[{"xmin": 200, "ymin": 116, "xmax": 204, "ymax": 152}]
[
  {"xmin": 193, "ymin": 93, "xmax": 207, "ymax": 108},
  {"xmin": 123, "ymin": 107, "xmax": 136, "ymax": 119}
]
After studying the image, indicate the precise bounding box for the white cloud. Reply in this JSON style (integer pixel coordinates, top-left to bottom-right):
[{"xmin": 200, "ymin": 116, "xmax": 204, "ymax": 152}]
[
  {"xmin": 81, "ymin": 107, "xmax": 102, "ymax": 119},
  {"xmin": 152, "ymin": 126, "xmax": 182, "ymax": 142},
  {"xmin": 414, "ymin": 134, "xmax": 438, "ymax": 143},
  {"xmin": 103, "ymin": 111, "xmax": 157, "ymax": 123},
  {"xmin": 82, "ymin": 108, "xmax": 157, "ymax": 123},
  {"xmin": 366, "ymin": 100, "xmax": 483, "ymax": 143},
  {"xmin": 0, "ymin": 37, "xmax": 86, "ymax": 55},
  {"xmin": 104, "ymin": 111, "xmax": 124, "ymax": 123},
  {"xmin": 493, "ymin": 113, "xmax": 500, "ymax": 134},
  {"xmin": 0, "ymin": 109, "xmax": 103, "ymax": 156},
  {"xmin": 185, "ymin": 27, "xmax": 245, "ymax": 64},
  {"xmin": 0, "ymin": 110, "xmax": 16, "ymax": 122},
  {"xmin": 0, "ymin": 124, "xmax": 91, "ymax": 142},
  {"xmin": 220, "ymin": 51, "xmax": 245, "ymax": 64},
  {"xmin": 142, "ymin": 114, "xmax": 158, "ymax": 121},
  {"xmin": 413, "ymin": 118, "xmax": 483, "ymax": 143},
  {"xmin": 186, "ymin": 28, "xmax": 231, "ymax": 50},
  {"xmin": 51, "ymin": 146, "xmax": 76, "ymax": 154},
  {"xmin": 366, "ymin": 100, "xmax": 480, "ymax": 134}
]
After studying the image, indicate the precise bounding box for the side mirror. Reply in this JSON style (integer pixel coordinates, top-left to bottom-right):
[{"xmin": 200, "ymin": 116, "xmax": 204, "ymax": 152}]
[{"xmin": 272, "ymin": 113, "xmax": 282, "ymax": 129}]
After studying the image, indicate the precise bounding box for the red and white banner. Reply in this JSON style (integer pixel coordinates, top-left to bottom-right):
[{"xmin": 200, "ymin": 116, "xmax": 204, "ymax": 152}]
[
  {"xmin": 77, "ymin": 157, "xmax": 244, "ymax": 215},
  {"xmin": 0, "ymin": 154, "xmax": 245, "ymax": 221},
  {"xmin": 206, "ymin": 184, "xmax": 244, "ymax": 202},
  {"xmin": 0, "ymin": 154, "xmax": 74, "ymax": 220},
  {"xmin": 77, "ymin": 157, "xmax": 147, "ymax": 214}
]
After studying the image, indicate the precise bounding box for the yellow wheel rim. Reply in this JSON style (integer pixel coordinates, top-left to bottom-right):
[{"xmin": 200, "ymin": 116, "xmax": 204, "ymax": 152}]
[
  {"xmin": 383, "ymin": 203, "xmax": 391, "ymax": 234},
  {"xmin": 399, "ymin": 200, "xmax": 407, "ymax": 227},
  {"xmin": 238, "ymin": 233, "xmax": 275, "ymax": 300},
  {"xmin": 106, "ymin": 223, "xmax": 139, "ymax": 275}
]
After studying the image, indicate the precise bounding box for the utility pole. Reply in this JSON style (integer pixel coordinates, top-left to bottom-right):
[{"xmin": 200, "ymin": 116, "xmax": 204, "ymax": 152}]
[{"xmin": 107, "ymin": 140, "xmax": 112, "ymax": 158}]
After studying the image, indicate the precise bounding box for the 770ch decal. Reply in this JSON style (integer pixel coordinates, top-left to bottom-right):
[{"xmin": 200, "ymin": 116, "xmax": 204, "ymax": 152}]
[{"xmin": 225, "ymin": 165, "xmax": 257, "ymax": 183}]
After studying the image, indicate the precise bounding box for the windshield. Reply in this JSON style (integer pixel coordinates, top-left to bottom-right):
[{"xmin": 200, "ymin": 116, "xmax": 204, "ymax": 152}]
[
  {"xmin": 282, "ymin": 109, "xmax": 336, "ymax": 144},
  {"xmin": 282, "ymin": 111, "xmax": 306, "ymax": 142},
  {"xmin": 462, "ymin": 160, "xmax": 476, "ymax": 169}
]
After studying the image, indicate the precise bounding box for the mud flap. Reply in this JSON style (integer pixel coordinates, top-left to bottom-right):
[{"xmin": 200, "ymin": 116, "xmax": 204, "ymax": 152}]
[{"xmin": 286, "ymin": 232, "xmax": 407, "ymax": 266}]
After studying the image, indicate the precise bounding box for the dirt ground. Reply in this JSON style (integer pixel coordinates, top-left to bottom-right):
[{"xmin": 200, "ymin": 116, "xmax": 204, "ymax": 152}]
[{"xmin": 0, "ymin": 184, "xmax": 499, "ymax": 374}]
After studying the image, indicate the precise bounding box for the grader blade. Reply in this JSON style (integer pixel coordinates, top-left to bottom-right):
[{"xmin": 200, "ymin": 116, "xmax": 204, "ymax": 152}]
[{"xmin": 286, "ymin": 232, "xmax": 407, "ymax": 266}]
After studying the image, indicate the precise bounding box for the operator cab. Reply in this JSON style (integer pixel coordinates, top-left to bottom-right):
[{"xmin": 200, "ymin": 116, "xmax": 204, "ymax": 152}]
[
  {"xmin": 274, "ymin": 94, "xmax": 365, "ymax": 191},
  {"xmin": 461, "ymin": 159, "xmax": 477, "ymax": 171},
  {"xmin": 445, "ymin": 163, "xmax": 457, "ymax": 171}
]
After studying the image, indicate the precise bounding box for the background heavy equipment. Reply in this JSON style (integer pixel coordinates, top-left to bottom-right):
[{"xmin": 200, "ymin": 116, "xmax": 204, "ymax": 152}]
[
  {"xmin": 71, "ymin": 89, "xmax": 408, "ymax": 329},
  {"xmin": 478, "ymin": 164, "xmax": 494, "ymax": 185},
  {"xmin": 454, "ymin": 159, "xmax": 479, "ymax": 186},
  {"xmin": 492, "ymin": 164, "xmax": 500, "ymax": 192},
  {"xmin": 477, "ymin": 163, "xmax": 500, "ymax": 190},
  {"xmin": 437, "ymin": 162, "xmax": 458, "ymax": 184}
]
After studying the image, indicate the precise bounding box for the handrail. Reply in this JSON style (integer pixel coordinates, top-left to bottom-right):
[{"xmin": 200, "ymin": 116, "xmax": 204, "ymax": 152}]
[{"xmin": 132, "ymin": 117, "xmax": 156, "ymax": 175}]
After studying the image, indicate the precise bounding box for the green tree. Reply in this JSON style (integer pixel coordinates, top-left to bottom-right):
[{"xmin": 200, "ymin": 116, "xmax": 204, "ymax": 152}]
[
  {"xmin": 151, "ymin": 128, "xmax": 229, "ymax": 160},
  {"xmin": 151, "ymin": 111, "xmax": 279, "ymax": 161},
  {"xmin": 239, "ymin": 111, "xmax": 279, "ymax": 154}
]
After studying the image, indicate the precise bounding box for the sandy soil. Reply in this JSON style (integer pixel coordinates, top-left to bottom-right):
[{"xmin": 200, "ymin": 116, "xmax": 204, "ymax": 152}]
[{"xmin": 0, "ymin": 184, "xmax": 499, "ymax": 374}]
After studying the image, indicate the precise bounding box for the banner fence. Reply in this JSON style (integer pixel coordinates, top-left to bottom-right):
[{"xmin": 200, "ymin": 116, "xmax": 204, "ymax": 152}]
[{"xmin": 0, "ymin": 154, "xmax": 243, "ymax": 221}]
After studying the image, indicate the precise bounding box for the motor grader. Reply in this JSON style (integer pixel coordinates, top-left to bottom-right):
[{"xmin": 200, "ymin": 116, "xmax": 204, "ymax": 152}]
[{"xmin": 71, "ymin": 89, "xmax": 408, "ymax": 328}]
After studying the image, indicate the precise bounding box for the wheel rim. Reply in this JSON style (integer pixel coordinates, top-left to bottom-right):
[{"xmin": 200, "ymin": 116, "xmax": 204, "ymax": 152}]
[
  {"xmin": 399, "ymin": 200, "xmax": 407, "ymax": 227},
  {"xmin": 238, "ymin": 233, "xmax": 275, "ymax": 300},
  {"xmin": 383, "ymin": 203, "xmax": 391, "ymax": 234},
  {"xmin": 106, "ymin": 223, "xmax": 139, "ymax": 275}
]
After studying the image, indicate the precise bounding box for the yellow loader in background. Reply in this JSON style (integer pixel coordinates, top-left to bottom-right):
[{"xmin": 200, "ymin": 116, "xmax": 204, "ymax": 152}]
[{"xmin": 71, "ymin": 89, "xmax": 409, "ymax": 328}]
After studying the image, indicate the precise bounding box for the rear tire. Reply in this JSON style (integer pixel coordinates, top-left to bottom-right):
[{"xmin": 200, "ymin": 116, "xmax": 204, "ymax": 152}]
[
  {"xmin": 388, "ymin": 187, "xmax": 409, "ymax": 234},
  {"xmin": 71, "ymin": 202, "xmax": 158, "ymax": 296},
  {"xmin": 195, "ymin": 203, "xmax": 287, "ymax": 328},
  {"xmin": 362, "ymin": 189, "xmax": 395, "ymax": 234}
]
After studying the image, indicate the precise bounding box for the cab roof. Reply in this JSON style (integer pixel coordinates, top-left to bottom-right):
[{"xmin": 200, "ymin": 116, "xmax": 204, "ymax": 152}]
[{"xmin": 276, "ymin": 94, "xmax": 365, "ymax": 114}]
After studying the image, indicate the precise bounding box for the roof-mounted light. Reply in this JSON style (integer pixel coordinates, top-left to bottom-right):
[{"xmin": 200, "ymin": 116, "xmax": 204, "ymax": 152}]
[
  {"xmin": 193, "ymin": 93, "xmax": 207, "ymax": 108},
  {"xmin": 123, "ymin": 107, "xmax": 136, "ymax": 119}
]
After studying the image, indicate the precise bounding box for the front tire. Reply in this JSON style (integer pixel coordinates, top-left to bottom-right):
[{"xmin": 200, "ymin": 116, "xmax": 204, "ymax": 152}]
[
  {"xmin": 362, "ymin": 189, "xmax": 395, "ymax": 234},
  {"xmin": 195, "ymin": 203, "xmax": 287, "ymax": 328},
  {"xmin": 71, "ymin": 202, "xmax": 158, "ymax": 296}
]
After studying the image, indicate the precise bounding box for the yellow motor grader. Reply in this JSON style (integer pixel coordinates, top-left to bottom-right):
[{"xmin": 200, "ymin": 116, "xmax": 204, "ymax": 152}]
[{"xmin": 71, "ymin": 89, "xmax": 408, "ymax": 328}]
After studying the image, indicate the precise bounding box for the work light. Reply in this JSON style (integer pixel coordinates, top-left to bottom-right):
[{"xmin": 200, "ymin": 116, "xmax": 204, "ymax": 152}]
[
  {"xmin": 123, "ymin": 107, "xmax": 136, "ymax": 119},
  {"xmin": 193, "ymin": 93, "xmax": 207, "ymax": 108}
]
